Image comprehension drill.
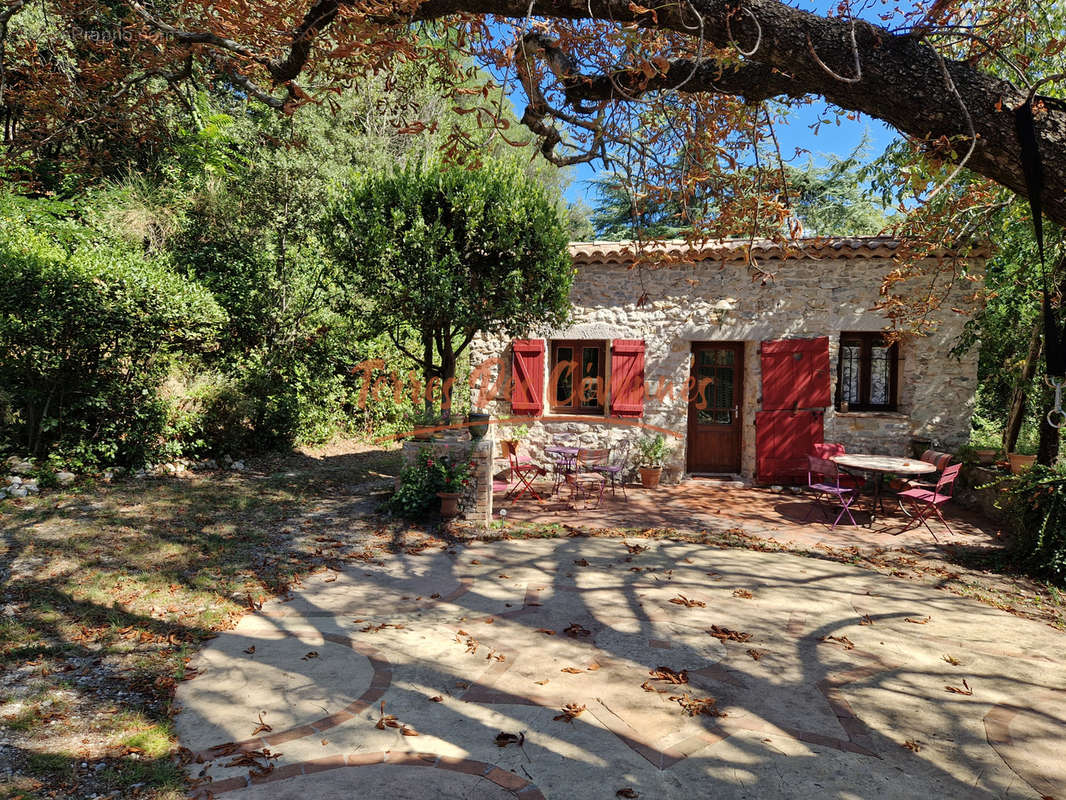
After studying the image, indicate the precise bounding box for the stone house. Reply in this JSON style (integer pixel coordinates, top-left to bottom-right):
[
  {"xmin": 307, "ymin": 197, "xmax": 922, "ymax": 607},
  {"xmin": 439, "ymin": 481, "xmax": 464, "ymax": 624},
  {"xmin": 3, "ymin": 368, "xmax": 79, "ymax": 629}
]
[{"xmin": 469, "ymin": 237, "xmax": 985, "ymax": 484}]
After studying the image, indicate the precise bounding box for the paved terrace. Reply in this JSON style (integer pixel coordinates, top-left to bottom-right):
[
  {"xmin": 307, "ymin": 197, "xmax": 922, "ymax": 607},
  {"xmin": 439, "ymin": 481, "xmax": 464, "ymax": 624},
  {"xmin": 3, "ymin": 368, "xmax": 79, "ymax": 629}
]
[
  {"xmin": 493, "ymin": 478, "xmax": 1002, "ymax": 553},
  {"xmin": 174, "ymin": 488, "xmax": 1064, "ymax": 799}
]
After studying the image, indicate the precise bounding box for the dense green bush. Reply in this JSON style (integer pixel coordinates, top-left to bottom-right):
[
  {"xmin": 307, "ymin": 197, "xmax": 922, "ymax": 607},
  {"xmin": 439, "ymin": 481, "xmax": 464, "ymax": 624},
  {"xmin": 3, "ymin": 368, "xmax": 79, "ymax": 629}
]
[
  {"xmin": 998, "ymin": 465, "xmax": 1066, "ymax": 583},
  {"xmin": 388, "ymin": 449, "xmax": 473, "ymax": 518},
  {"xmin": 0, "ymin": 203, "xmax": 225, "ymax": 468}
]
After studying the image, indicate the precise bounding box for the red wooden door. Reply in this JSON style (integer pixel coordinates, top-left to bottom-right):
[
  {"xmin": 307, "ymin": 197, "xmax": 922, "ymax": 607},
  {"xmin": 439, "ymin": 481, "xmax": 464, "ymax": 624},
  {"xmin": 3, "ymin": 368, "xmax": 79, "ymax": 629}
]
[
  {"xmin": 687, "ymin": 342, "xmax": 744, "ymax": 473},
  {"xmin": 756, "ymin": 337, "xmax": 830, "ymax": 483}
]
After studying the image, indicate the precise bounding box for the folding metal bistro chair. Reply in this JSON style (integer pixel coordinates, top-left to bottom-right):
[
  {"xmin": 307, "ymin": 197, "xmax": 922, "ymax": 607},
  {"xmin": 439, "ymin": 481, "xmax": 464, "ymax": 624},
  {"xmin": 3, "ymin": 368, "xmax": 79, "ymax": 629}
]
[
  {"xmin": 502, "ymin": 440, "xmax": 546, "ymax": 502},
  {"xmin": 804, "ymin": 455, "xmax": 858, "ymax": 529},
  {"xmin": 897, "ymin": 463, "xmax": 962, "ymax": 540},
  {"xmin": 591, "ymin": 440, "xmax": 631, "ymax": 499},
  {"xmin": 565, "ymin": 448, "xmax": 609, "ymax": 508}
]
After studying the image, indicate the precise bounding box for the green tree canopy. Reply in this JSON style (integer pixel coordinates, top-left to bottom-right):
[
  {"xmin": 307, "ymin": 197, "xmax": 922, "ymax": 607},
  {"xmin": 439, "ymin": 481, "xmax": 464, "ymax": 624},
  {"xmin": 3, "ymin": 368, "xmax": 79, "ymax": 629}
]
[{"xmin": 324, "ymin": 160, "xmax": 573, "ymax": 415}]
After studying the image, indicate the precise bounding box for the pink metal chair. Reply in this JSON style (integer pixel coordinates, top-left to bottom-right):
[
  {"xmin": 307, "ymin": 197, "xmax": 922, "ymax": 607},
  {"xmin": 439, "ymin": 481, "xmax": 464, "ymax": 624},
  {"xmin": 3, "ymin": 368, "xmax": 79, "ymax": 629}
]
[
  {"xmin": 565, "ymin": 449, "xmax": 609, "ymax": 508},
  {"xmin": 804, "ymin": 455, "xmax": 858, "ymax": 528},
  {"xmin": 897, "ymin": 463, "xmax": 962, "ymax": 539},
  {"xmin": 813, "ymin": 442, "xmax": 865, "ymax": 490},
  {"xmin": 502, "ymin": 440, "xmax": 546, "ymax": 502}
]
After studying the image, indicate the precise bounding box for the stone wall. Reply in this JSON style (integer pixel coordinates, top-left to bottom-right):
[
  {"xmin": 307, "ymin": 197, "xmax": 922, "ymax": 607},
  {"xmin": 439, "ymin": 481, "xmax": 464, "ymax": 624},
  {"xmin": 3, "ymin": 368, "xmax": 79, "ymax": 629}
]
[
  {"xmin": 469, "ymin": 249, "xmax": 983, "ymax": 483},
  {"xmin": 401, "ymin": 437, "xmax": 494, "ymax": 524}
]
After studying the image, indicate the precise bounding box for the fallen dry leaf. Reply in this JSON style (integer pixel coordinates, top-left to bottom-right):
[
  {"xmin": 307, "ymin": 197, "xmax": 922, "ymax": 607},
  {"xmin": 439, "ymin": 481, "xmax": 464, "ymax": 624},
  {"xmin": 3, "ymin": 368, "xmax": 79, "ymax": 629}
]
[
  {"xmin": 669, "ymin": 693, "xmax": 725, "ymax": 717},
  {"xmin": 746, "ymin": 648, "xmax": 763, "ymax": 661},
  {"xmin": 669, "ymin": 594, "xmax": 705, "ymax": 608},
  {"xmin": 624, "ymin": 543, "xmax": 648, "ymax": 554},
  {"xmin": 564, "ymin": 623, "xmax": 592, "ymax": 638},
  {"xmin": 536, "ymin": 628, "xmax": 556, "ymax": 635},
  {"xmin": 495, "ymin": 732, "xmax": 525, "ymax": 747},
  {"xmin": 708, "ymin": 625, "xmax": 752, "ymax": 643},
  {"xmin": 428, "ymin": 696, "xmax": 443, "ymax": 703},
  {"xmin": 945, "ymin": 680, "xmax": 973, "ymax": 696},
  {"xmin": 616, "ymin": 789, "xmax": 639, "ymax": 798},
  {"xmin": 902, "ymin": 739, "xmax": 922, "ymax": 752},
  {"xmin": 561, "ymin": 667, "xmax": 584, "ymax": 674},
  {"xmin": 859, "ymin": 614, "xmax": 873, "ymax": 626},
  {"xmin": 400, "ymin": 725, "xmax": 419, "ymax": 736},
  {"xmin": 243, "ymin": 645, "xmax": 256, "ymax": 654},
  {"xmin": 553, "ymin": 703, "xmax": 587, "ymax": 723},
  {"xmin": 942, "ymin": 654, "xmax": 961, "ymax": 666},
  {"xmin": 732, "ymin": 589, "xmax": 754, "ymax": 599},
  {"xmin": 301, "ymin": 651, "xmax": 319, "ymax": 660},
  {"xmin": 251, "ymin": 711, "xmax": 272, "ymax": 736},
  {"xmin": 905, "ymin": 616, "xmax": 931, "ymax": 625},
  {"xmin": 649, "ymin": 666, "xmax": 689, "ymax": 685},
  {"xmin": 534, "ymin": 679, "xmax": 550, "ymax": 685}
]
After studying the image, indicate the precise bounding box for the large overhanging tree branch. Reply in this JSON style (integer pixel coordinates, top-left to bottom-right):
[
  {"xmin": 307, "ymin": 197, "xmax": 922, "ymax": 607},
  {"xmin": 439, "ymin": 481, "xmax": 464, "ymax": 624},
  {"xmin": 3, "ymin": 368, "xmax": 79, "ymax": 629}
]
[{"xmin": 3, "ymin": 0, "xmax": 1065, "ymax": 226}]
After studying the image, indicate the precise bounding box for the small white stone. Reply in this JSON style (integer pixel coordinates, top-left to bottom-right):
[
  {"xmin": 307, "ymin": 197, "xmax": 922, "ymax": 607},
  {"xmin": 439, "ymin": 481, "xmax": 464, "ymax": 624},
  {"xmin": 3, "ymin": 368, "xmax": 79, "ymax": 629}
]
[{"xmin": 55, "ymin": 471, "xmax": 76, "ymax": 486}]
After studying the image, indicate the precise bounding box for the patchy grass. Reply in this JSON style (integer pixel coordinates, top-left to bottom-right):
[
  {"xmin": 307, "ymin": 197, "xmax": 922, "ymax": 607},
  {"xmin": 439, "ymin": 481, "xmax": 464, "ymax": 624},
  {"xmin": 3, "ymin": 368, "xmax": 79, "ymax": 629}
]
[{"xmin": 0, "ymin": 441, "xmax": 402, "ymax": 799}]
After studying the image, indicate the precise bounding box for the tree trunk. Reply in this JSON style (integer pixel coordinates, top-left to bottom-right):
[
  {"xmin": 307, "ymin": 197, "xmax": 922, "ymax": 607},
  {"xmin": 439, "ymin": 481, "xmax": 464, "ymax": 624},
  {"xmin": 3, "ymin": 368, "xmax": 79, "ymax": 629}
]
[
  {"xmin": 1037, "ymin": 380, "xmax": 1061, "ymax": 467},
  {"xmin": 1004, "ymin": 318, "xmax": 1043, "ymax": 454}
]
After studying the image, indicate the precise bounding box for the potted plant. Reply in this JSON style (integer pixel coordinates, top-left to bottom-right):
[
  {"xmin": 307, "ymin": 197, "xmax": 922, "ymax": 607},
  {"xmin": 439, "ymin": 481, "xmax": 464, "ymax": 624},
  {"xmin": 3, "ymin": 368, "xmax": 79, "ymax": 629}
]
[
  {"xmin": 410, "ymin": 408, "xmax": 439, "ymax": 441},
  {"xmin": 467, "ymin": 411, "xmax": 491, "ymax": 440},
  {"xmin": 636, "ymin": 434, "xmax": 672, "ymax": 488},
  {"xmin": 501, "ymin": 423, "xmax": 530, "ymax": 457},
  {"xmin": 1008, "ymin": 451, "xmax": 1037, "ymax": 474},
  {"xmin": 429, "ymin": 454, "xmax": 474, "ymax": 518}
]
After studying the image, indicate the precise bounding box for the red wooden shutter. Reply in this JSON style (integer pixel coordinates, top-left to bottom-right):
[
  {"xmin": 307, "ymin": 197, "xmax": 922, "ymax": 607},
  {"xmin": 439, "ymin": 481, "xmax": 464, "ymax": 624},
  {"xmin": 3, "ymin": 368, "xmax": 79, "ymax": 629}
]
[
  {"xmin": 756, "ymin": 337, "xmax": 830, "ymax": 484},
  {"xmin": 511, "ymin": 339, "xmax": 545, "ymax": 416},
  {"xmin": 760, "ymin": 337, "xmax": 831, "ymax": 411},
  {"xmin": 609, "ymin": 339, "xmax": 645, "ymax": 417},
  {"xmin": 755, "ymin": 410, "xmax": 825, "ymax": 484}
]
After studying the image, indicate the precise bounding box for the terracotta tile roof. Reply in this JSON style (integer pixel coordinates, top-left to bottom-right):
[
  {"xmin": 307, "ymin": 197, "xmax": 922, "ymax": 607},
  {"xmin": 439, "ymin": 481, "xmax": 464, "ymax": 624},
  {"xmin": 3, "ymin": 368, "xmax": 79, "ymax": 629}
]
[{"xmin": 568, "ymin": 237, "xmax": 989, "ymax": 265}]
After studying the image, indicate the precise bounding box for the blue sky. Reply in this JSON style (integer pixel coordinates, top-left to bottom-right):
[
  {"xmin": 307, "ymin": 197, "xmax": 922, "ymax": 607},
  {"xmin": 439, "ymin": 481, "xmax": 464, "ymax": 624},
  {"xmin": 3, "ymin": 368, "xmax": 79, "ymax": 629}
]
[
  {"xmin": 561, "ymin": 107, "xmax": 899, "ymax": 206},
  {"xmin": 490, "ymin": 0, "xmax": 912, "ymax": 207}
]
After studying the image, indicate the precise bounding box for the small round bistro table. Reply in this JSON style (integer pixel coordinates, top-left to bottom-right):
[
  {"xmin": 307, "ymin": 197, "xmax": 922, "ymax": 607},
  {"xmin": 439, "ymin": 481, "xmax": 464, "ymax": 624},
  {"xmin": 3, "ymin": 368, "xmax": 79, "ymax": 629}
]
[
  {"xmin": 831, "ymin": 454, "xmax": 937, "ymax": 525},
  {"xmin": 545, "ymin": 445, "xmax": 579, "ymax": 496}
]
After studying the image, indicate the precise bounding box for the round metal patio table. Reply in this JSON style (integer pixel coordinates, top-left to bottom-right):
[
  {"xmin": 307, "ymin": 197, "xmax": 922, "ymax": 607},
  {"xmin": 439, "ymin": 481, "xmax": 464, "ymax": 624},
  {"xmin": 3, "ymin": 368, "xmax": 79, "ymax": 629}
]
[
  {"xmin": 545, "ymin": 445, "xmax": 579, "ymax": 496},
  {"xmin": 831, "ymin": 454, "xmax": 936, "ymax": 525}
]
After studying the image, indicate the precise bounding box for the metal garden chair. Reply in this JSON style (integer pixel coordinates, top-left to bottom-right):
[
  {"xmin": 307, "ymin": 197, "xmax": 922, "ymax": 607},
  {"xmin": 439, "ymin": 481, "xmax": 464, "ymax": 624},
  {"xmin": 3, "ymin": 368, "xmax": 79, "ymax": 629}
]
[
  {"xmin": 591, "ymin": 440, "xmax": 630, "ymax": 499},
  {"xmin": 897, "ymin": 463, "xmax": 962, "ymax": 539},
  {"xmin": 565, "ymin": 448, "xmax": 609, "ymax": 508},
  {"xmin": 502, "ymin": 440, "xmax": 546, "ymax": 502},
  {"xmin": 804, "ymin": 454, "xmax": 858, "ymax": 529}
]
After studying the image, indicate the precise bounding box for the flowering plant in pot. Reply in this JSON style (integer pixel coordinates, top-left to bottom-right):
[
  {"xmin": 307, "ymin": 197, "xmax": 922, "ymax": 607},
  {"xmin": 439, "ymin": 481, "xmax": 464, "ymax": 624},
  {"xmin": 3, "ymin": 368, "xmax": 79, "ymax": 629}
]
[
  {"xmin": 635, "ymin": 434, "xmax": 673, "ymax": 488},
  {"xmin": 427, "ymin": 454, "xmax": 474, "ymax": 518}
]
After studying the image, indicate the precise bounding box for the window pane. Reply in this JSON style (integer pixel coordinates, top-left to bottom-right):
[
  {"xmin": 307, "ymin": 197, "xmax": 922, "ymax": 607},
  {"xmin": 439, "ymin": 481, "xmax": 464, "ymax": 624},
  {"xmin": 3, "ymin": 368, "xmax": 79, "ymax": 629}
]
[
  {"xmin": 840, "ymin": 343, "xmax": 861, "ymax": 405},
  {"xmin": 555, "ymin": 347, "xmax": 573, "ymax": 404},
  {"xmin": 870, "ymin": 344, "xmax": 891, "ymax": 406},
  {"xmin": 580, "ymin": 347, "xmax": 601, "ymax": 405}
]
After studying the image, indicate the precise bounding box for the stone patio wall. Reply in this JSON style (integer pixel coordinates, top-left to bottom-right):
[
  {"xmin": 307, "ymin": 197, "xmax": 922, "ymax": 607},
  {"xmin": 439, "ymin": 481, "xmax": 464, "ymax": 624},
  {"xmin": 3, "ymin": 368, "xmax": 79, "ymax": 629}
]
[
  {"xmin": 469, "ymin": 249, "xmax": 983, "ymax": 483},
  {"xmin": 401, "ymin": 437, "xmax": 493, "ymax": 524}
]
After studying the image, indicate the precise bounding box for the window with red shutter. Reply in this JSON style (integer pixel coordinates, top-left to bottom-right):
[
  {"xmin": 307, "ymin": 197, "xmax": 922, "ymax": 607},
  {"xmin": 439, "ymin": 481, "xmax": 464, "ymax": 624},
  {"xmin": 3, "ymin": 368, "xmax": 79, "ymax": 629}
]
[
  {"xmin": 548, "ymin": 340, "xmax": 606, "ymax": 414},
  {"xmin": 511, "ymin": 339, "xmax": 545, "ymax": 416},
  {"xmin": 609, "ymin": 339, "xmax": 645, "ymax": 417}
]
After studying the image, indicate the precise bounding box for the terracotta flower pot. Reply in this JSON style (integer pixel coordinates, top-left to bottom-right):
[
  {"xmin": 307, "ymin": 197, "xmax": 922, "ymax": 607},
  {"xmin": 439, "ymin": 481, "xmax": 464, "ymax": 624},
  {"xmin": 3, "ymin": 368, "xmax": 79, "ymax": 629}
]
[
  {"xmin": 1008, "ymin": 453, "xmax": 1037, "ymax": 474},
  {"xmin": 975, "ymin": 448, "xmax": 999, "ymax": 465},
  {"xmin": 438, "ymin": 491, "xmax": 461, "ymax": 518},
  {"xmin": 639, "ymin": 467, "xmax": 662, "ymax": 488}
]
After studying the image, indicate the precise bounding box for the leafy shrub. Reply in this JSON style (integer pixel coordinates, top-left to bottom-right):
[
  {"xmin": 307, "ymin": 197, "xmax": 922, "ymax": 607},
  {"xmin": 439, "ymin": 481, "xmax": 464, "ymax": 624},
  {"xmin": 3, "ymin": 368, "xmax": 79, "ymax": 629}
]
[
  {"xmin": 388, "ymin": 449, "xmax": 473, "ymax": 518},
  {"xmin": 636, "ymin": 434, "xmax": 673, "ymax": 468},
  {"xmin": 0, "ymin": 201, "xmax": 225, "ymax": 468},
  {"xmin": 998, "ymin": 465, "xmax": 1066, "ymax": 583}
]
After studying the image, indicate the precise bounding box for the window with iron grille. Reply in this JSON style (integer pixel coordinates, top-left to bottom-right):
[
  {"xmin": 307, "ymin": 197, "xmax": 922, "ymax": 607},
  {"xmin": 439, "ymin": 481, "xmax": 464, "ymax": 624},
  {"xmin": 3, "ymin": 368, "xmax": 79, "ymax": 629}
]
[
  {"xmin": 549, "ymin": 340, "xmax": 606, "ymax": 413},
  {"xmin": 836, "ymin": 333, "xmax": 899, "ymax": 412}
]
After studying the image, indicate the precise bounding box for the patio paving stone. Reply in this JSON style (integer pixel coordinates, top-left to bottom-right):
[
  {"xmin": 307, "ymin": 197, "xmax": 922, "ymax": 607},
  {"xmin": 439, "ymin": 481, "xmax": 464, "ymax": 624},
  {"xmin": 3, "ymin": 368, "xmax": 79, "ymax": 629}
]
[{"xmin": 176, "ymin": 535, "xmax": 1062, "ymax": 799}]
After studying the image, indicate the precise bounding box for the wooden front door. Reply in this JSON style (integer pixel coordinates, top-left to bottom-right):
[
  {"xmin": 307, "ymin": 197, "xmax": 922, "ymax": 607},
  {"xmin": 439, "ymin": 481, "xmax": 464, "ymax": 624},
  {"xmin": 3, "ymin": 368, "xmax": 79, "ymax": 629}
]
[{"xmin": 686, "ymin": 342, "xmax": 744, "ymax": 473}]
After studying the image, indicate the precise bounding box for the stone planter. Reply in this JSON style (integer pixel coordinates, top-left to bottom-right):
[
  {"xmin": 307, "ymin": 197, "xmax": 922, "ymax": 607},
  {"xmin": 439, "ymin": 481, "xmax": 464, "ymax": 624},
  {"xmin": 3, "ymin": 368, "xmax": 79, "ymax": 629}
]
[
  {"xmin": 639, "ymin": 466, "xmax": 662, "ymax": 488},
  {"xmin": 909, "ymin": 437, "xmax": 933, "ymax": 458},
  {"xmin": 438, "ymin": 491, "xmax": 461, "ymax": 518},
  {"xmin": 1008, "ymin": 453, "xmax": 1037, "ymax": 474}
]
